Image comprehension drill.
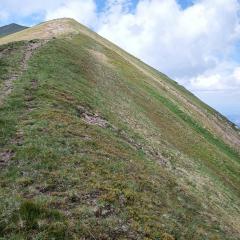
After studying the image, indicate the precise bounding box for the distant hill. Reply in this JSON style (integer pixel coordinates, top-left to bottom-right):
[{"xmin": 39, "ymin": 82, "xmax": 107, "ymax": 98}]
[
  {"xmin": 0, "ymin": 18, "xmax": 239, "ymax": 239},
  {"xmin": 0, "ymin": 23, "xmax": 28, "ymax": 37}
]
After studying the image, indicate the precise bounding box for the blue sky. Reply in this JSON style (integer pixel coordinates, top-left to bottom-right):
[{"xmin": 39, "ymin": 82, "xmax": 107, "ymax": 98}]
[
  {"xmin": 0, "ymin": 0, "xmax": 194, "ymax": 26},
  {"xmin": 1, "ymin": 0, "xmax": 194, "ymax": 26},
  {"xmin": 0, "ymin": 0, "xmax": 240, "ymax": 125}
]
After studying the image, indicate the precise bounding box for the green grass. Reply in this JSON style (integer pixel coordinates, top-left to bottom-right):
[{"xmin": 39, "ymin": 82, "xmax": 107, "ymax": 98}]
[
  {"xmin": 145, "ymin": 85, "xmax": 240, "ymax": 161},
  {"xmin": 0, "ymin": 32, "xmax": 239, "ymax": 240},
  {"xmin": 0, "ymin": 41, "xmax": 26, "ymax": 88}
]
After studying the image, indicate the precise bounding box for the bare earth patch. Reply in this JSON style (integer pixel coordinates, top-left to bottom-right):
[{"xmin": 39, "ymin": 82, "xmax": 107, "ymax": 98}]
[
  {"xmin": 0, "ymin": 150, "xmax": 14, "ymax": 167},
  {"xmin": 88, "ymin": 49, "xmax": 113, "ymax": 68},
  {"xmin": 77, "ymin": 106, "xmax": 109, "ymax": 128}
]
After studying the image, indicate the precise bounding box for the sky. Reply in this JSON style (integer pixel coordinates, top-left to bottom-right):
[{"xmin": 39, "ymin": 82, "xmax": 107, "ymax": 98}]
[{"xmin": 0, "ymin": 0, "xmax": 240, "ymax": 125}]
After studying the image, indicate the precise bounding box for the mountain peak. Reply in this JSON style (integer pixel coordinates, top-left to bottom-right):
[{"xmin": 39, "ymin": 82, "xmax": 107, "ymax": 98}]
[
  {"xmin": 0, "ymin": 18, "xmax": 86, "ymax": 45},
  {"xmin": 0, "ymin": 23, "xmax": 28, "ymax": 37},
  {"xmin": 7, "ymin": 23, "xmax": 23, "ymax": 26}
]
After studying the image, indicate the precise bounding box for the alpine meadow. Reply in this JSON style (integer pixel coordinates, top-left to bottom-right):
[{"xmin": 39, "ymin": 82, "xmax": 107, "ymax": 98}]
[{"xmin": 0, "ymin": 18, "xmax": 240, "ymax": 240}]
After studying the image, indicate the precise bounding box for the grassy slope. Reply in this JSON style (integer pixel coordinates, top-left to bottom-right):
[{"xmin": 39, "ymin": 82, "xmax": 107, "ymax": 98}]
[
  {"xmin": 0, "ymin": 20, "xmax": 240, "ymax": 239},
  {"xmin": 0, "ymin": 42, "xmax": 25, "ymax": 87}
]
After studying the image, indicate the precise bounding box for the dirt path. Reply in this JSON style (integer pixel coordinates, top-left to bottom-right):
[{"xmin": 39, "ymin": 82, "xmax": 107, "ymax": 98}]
[
  {"xmin": 0, "ymin": 40, "xmax": 47, "ymax": 168},
  {"xmin": 0, "ymin": 41, "xmax": 45, "ymax": 107}
]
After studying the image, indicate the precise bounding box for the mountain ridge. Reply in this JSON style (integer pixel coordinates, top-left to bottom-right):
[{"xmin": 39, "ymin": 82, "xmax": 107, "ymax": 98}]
[{"xmin": 0, "ymin": 18, "xmax": 239, "ymax": 239}]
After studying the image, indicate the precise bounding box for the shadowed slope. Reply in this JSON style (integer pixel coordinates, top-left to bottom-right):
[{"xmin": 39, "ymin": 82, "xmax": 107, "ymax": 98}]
[
  {"xmin": 0, "ymin": 18, "xmax": 239, "ymax": 240},
  {"xmin": 0, "ymin": 23, "xmax": 28, "ymax": 37}
]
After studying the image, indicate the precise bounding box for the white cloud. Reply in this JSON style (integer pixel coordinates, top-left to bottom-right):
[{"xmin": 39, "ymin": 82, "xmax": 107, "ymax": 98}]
[
  {"xmin": 97, "ymin": 0, "xmax": 240, "ymax": 79},
  {"xmin": 188, "ymin": 62, "xmax": 240, "ymax": 91},
  {"xmin": 0, "ymin": 0, "xmax": 98, "ymax": 27},
  {"xmin": 233, "ymin": 67, "xmax": 240, "ymax": 84},
  {"xmin": 190, "ymin": 74, "xmax": 223, "ymax": 90},
  {"xmin": 45, "ymin": 0, "xmax": 97, "ymax": 28},
  {"xmin": 0, "ymin": 0, "xmax": 63, "ymax": 17}
]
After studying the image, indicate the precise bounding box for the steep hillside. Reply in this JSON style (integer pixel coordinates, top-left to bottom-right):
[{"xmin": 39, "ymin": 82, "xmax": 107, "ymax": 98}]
[
  {"xmin": 0, "ymin": 18, "xmax": 239, "ymax": 240},
  {"xmin": 0, "ymin": 23, "xmax": 28, "ymax": 37}
]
